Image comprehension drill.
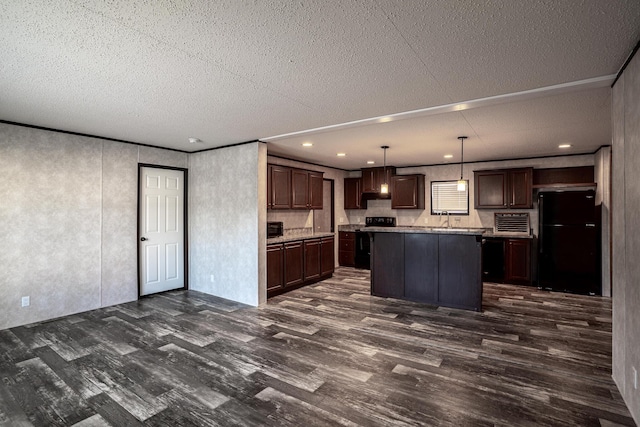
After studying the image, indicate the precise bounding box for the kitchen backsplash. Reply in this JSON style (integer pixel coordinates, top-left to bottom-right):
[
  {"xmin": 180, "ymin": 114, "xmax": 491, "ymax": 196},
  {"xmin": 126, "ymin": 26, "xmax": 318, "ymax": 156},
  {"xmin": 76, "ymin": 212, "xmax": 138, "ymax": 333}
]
[
  {"xmin": 345, "ymin": 198, "xmax": 539, "ymax": 234},
  {"xmin": 267, "ymin": 210, "xmax": 314, "ymax": 234}
]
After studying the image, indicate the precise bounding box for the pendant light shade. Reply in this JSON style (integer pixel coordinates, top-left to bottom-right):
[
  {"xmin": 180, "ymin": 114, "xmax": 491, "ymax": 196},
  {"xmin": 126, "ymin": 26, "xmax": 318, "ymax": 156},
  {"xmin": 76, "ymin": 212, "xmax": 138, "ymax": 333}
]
[
  {"xmin": 457, "ymin": 136, "xmax": 467, "ymax": 191},
  {"xmin": 380, "ymin": 145, "xmax": 389, "ymax": 194}
]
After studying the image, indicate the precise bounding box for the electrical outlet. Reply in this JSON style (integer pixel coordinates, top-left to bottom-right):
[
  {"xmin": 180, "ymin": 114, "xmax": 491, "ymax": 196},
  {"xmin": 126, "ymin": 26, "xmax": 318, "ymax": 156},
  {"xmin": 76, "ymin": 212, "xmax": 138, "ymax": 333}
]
[
  {"xmin": 633, "ymin": 366, "xmax": 638, "ymax": 390},
  {"xmin": 21, "ymin": 296, "xmax": 30, "ymax": 307},
  {"xmin": 210, "ymin": 275, "xmax": 214, "ymax": 283},
  {"xmin": 454, "ymin": 217, "xmax": 461, "ymax": 223},
  {"xmin": 357, "ymin": 217, "xmax": 361, "ymax": 223},
  {"xmin": 424, "ymin": 217, "xmax": 428, "ymax": 224},
  {"xmin": 339, "ymin": 217, "xmax": 344, "ymax": 223}
]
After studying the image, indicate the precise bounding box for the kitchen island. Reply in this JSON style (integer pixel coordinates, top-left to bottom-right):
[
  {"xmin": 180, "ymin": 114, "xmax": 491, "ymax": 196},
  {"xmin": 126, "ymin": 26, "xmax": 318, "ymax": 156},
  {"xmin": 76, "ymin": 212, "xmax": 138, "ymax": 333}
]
[{"xmin": 368, "ymin": 227, "xmax": 484, "ymax": 311}]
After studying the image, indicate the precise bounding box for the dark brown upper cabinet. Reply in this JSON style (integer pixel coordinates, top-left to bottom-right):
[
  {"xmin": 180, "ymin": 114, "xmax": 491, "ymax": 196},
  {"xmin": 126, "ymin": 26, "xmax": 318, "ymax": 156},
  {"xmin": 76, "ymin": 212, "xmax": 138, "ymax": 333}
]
[
  {"xmin": 268, "ymin": 164, "xmax": 323, "ymax": 210},
  {"xmin": 474, "ymin": 167, "xmax": 533, "ymax": 209},
  {"xmin": 291, "ymin": 169, "xmax": 309, "ymax": 209},
  {"xmin": 269, "ymin": 165, "xmax": 292, "ymax": 209},
  {"xmin": 391, "ymin": 174, "xmax": 425, "ymax": 209},
  {"xmin": 308, "ymin": 171, "xmax": 323, "ymax": 210},
  {"xmin": 361, "ymin": 167, "xmax": 395, "ymax": 195},
  {"xmin": 344, "ymin": 177, "xmax": 362, "ymax": 209}
]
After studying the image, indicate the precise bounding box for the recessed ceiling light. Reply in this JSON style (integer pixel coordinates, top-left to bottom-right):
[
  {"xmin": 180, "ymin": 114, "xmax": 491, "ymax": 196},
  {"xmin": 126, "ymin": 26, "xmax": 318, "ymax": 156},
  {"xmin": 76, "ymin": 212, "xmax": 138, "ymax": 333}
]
[
  {"xmin": 302, "ymin": 142, "xmax": 313, "ymax": 147},
  {"xmin": 337, "ymin": 153, "xmax": 346, "ymax": 157},
  {"xmin": 367, "ymin": 160, "xmax": 375, "ymax": 164},
  {"xmin": 559, "ymin": 144, "xmax": 572, "ymax": 149},
  {"xmin": 378, "ymin": 117, "xmax": 392, "ymax": 123},
  {"xmin": 188, "ymin": 137, "xmax": 203, "ymax": 144},
  {"xmin": 444, "ymin": 154, "xmax": 453, "ymax": 159}
]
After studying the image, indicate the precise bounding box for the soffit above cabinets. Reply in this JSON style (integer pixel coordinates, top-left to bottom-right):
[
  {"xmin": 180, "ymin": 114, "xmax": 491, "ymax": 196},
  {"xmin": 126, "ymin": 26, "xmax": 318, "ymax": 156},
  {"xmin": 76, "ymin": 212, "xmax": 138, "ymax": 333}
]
[{"xmin": 1, "ymin": 1, "xmax": 639, "ymax": 168}]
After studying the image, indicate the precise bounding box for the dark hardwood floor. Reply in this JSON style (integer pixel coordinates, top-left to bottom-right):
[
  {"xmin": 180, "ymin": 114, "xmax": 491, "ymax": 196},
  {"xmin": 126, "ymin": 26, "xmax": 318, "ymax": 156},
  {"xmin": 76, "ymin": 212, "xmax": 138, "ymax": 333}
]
[{"xmin": 0, "ymin": 267, "xmax": 634, "ymax": 426}]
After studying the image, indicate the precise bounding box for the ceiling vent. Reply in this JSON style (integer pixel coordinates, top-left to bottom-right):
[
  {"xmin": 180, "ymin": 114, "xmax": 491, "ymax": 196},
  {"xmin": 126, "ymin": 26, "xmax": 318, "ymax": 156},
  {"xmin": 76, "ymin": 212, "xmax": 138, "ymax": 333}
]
[{"xmin": 494, "ymin": 213, "xmax": 530, "ymax": 235}]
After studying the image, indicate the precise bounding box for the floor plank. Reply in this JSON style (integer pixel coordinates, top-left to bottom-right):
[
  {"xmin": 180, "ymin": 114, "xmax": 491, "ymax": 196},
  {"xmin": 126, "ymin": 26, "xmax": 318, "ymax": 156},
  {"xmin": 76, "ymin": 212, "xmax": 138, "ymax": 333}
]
[{"xmin": 0, "ymin": 268, "xmax": 634, "ymax": 426}]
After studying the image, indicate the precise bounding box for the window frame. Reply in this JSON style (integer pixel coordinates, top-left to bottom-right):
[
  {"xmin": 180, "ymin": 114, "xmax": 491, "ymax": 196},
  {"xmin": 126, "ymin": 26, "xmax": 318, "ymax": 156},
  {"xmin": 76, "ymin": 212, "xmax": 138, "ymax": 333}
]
[{"xmin": 430, "ymin": 179, "xmax": 470, "ymax": 215}]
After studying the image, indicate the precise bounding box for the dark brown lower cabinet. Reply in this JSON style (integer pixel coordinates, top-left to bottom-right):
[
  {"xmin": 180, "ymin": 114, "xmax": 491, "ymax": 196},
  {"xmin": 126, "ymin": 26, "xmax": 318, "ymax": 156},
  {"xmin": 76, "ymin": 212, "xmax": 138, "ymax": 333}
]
[
  {"xmin": 267, "ymin": 244, "xmax": 284, "ymax": 292},
  {"xmin": 321, "ymin": 237, "xmax": 335, "ymax": 276},
  {"xmin": 268, "ymin": 236, "xmax": 335, "ymax": 298},
  {"xmin": 304, "ymin": 239, "xmax": 322, "ymax": 281},
  {"xmin": 338, "ymin": 231, "xmax": 355, "ymax": 267},
  {"xmin": 482, "ymin": 237, "xmax": 532, "ymax": 286},
  {"xmin": 284, "ymin": 241, "xmax": 304, "ymax": 287},
  {"xmin": 505, "ymin": 238, "xmax": 531, "ymax": 285}
]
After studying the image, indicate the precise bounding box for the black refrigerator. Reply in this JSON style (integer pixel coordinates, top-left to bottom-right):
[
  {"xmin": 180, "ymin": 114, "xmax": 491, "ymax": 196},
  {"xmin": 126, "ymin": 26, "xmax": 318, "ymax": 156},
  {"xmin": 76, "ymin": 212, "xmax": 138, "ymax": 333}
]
[{"xmin": 538, "ymin": 190, "xmax": 601, "ymax": 295}]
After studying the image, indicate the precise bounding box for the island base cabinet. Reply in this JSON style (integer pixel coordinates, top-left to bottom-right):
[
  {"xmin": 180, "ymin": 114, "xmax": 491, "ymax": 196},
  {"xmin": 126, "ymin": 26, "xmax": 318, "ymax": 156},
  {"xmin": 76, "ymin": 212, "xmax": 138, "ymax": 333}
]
[
  {"xmin": 371, "ymin": 232, "xmax": 483, "ymax": 311},
  {"xmin": 371, "ymin": 233, "xmax": 404, "ymax": 298},
  {"xmin": 404, "ymin": 234, "xmax": 438, "ymax": 302},
  {"xmin": 438, "ymin": 235, "xmax": 483, "ymax": 311}
]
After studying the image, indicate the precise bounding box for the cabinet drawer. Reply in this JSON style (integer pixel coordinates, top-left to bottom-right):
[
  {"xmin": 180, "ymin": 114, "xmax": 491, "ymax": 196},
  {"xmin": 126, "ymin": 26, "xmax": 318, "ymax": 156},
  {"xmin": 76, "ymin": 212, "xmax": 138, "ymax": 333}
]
[
  {"xmin": 340, "ymin": 231, "xmax": 355, "ymax": 240},
  {"xmin": 339, "ymin": 239, "xmax": 355, "ymax": 252}
]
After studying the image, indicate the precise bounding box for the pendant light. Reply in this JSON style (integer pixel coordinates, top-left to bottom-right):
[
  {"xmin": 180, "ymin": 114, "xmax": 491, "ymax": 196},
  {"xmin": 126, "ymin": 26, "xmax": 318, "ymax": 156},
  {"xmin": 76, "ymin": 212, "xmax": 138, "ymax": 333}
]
[
  {"xmin": 380, "ymin": 145, "xmax": 390, "ymax": 194},
  {"xmin": 457, "ymin": 136, "xmax": 467, "ymax": 191}
]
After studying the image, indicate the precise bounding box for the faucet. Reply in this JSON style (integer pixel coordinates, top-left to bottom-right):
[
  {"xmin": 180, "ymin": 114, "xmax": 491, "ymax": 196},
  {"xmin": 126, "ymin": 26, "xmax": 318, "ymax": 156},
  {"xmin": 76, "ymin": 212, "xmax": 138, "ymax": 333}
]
[{"xmin": 440, "ymin": 211, "xmax": 450, "ymax": 228}]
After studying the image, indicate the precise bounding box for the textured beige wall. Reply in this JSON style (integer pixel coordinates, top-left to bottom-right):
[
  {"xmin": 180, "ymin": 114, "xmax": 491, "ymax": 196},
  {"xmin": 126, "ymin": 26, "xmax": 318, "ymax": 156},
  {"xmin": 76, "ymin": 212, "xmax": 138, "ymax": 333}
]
[
  {"xmin": 0, "ymin": 125, "xmax": 103, "ymax": 329},
  {"xmin": 188, "ymin": 142, "xmax": 263, "ymax": 306},
  {"xmin": 612, "ymin": 50, "xmax": 640, "ymax": 425},
  {"xmin": 0, "ymin": 123, "xmax": 189, "ymax": 330},
  {"xmin": 612, "ymin": 70, "xmax": 627, "ymax": 398}
]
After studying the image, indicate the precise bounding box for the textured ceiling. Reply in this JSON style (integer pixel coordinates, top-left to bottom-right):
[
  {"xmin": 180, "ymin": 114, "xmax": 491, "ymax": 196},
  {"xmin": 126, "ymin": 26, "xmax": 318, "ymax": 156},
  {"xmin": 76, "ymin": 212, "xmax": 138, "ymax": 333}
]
[{"xmin": 1, "ymin": 1, "xmax": 639, "ymax": 169}]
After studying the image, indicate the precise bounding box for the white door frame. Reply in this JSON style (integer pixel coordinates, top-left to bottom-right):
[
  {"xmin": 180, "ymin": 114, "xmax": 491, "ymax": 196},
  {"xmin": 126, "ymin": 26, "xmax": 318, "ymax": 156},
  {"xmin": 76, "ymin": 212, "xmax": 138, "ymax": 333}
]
[{"xmin": 137, "ymin": 164, "xmax": 188, "ymax": 297}]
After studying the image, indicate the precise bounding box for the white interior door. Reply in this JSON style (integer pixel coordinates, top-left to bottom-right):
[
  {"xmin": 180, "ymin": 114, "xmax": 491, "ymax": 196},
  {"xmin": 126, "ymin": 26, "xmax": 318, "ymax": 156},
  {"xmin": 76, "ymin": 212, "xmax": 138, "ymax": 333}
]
[{"xmin": 139, "ymin": 167, "xmax": 185, "ymax": 296}]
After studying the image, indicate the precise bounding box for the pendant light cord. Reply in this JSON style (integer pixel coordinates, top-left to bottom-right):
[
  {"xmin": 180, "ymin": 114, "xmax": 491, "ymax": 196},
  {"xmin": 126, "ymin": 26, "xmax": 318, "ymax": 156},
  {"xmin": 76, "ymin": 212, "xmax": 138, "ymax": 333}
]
[{"xmin": 458, "ymin": 136, "xmax": 467, "ymax": 180}]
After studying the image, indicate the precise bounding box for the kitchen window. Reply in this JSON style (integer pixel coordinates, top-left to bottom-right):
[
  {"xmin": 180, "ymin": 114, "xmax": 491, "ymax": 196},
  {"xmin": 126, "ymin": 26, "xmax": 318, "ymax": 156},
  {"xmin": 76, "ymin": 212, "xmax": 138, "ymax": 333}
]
[{"xmin": 431, "ymin": 180, "xmax": 469, "ymax": 215}]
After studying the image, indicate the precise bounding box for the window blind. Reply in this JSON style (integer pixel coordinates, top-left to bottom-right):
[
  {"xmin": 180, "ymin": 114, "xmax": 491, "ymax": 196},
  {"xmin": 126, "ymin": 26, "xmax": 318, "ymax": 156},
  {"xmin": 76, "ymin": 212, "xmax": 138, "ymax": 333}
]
[{"xmin": 431, "ymin": 181, "xmax": 469, "ymax": 214}]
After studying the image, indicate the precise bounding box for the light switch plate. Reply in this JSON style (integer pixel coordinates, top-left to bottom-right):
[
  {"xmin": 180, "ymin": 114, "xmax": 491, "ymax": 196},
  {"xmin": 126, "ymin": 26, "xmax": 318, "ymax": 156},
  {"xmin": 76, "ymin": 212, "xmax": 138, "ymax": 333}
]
[
  {"xmin": 21, "ymin": 296, "xmax": 30, "ymax": 307},
  {"xmin": 633, "ymin": 366, "xmax": 638, "ymax": 390}
]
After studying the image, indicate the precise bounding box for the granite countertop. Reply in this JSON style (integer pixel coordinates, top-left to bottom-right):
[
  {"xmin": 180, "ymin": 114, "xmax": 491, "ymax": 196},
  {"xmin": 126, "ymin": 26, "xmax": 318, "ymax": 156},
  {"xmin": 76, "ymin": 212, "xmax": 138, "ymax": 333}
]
[
  {"xmin": 267, "ymin": 232, "xmax": 335, "ymax": 244},
  {"xmin": 365, "ymin": 226, "xmax": 487, "ymax": 236},
  {"xmin": 483, "ymin": 231, "xmax": 534, "ymax": 239},
  {"xmin": 337, "ymin": 225, "xmax": 363, "ymax": 232}
]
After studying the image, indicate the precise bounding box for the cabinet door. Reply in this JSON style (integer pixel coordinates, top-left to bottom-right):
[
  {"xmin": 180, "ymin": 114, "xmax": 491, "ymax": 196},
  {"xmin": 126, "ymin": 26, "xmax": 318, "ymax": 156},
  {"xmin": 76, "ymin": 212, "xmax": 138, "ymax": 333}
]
[
  {"xmin": 267, "ymin": 244, "xmax": 284, "ymax": 292},
  {"xmin": 438, "ymin": 235, "xmax": 482, "ymax": 310},
  {"xmin": 474, "ymin": 170, "xmax": 507, "ymax": 209},
  {"xmin": 508, "ymin": 168, "xmax": 533, "ymax": 208},
  {"xmin": 338, "ymin": 231, "xmax": 355, "ymax": 267},
  {"xmin": 291, "ymin": 169, "xmax": 309, "ymax": 209},
  {"xmin": 284, "ymin": 241, "xmax": 304, "ymax": 287},
  {"xmin": 304, "ymin": 239, "xmax": 322, "ymax": 281},
  {"xmin": 308, "ymin": 172, "xmax": 324, "ymax": 209},
  {"xmin": 344, "ymin": 178, "xmax": 362, "ymax": 209},
  {"xmin": 371, "ymin": 232, "xmax": 405, "ymax": 298},
  {"xmin": 361, "ymin": 168, "xmax": 377, "ymax": 192},
  {"xmin": 321, "ymin": 237, "xmax": 335, "ymax": 276},
  {"xmin": 391, "ymin": 175, "xmax": 425, "ymax": 209},
  {"xmin": 271, "ymin": 166, "xmax": 291, "ymax": 209},
  {"xmin": 404, "ymin": 233, "xmax": 438, "ymax": 302},
  {"xmin": 505, "ymin": 239, "xmax": 531, "ymax": 284},
  {"xmin": 267, "ymin": 165, "xmax": 272, "ymax": 209}
]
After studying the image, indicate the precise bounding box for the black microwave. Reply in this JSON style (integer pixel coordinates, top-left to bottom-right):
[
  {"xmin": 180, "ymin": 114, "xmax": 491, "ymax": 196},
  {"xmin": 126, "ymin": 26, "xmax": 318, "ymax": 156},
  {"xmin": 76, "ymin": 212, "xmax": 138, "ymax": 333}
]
[{"xmin": 267, "ymin": 221, "xmax": 283, "ymax": 238}]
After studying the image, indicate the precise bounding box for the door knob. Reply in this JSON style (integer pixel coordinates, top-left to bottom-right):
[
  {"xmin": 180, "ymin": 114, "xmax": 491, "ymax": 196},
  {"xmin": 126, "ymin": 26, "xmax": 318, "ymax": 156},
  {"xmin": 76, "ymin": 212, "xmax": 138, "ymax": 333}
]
[{"xmin": 140, "ymin": 237, "xmax": 148, "ymax": 241}]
